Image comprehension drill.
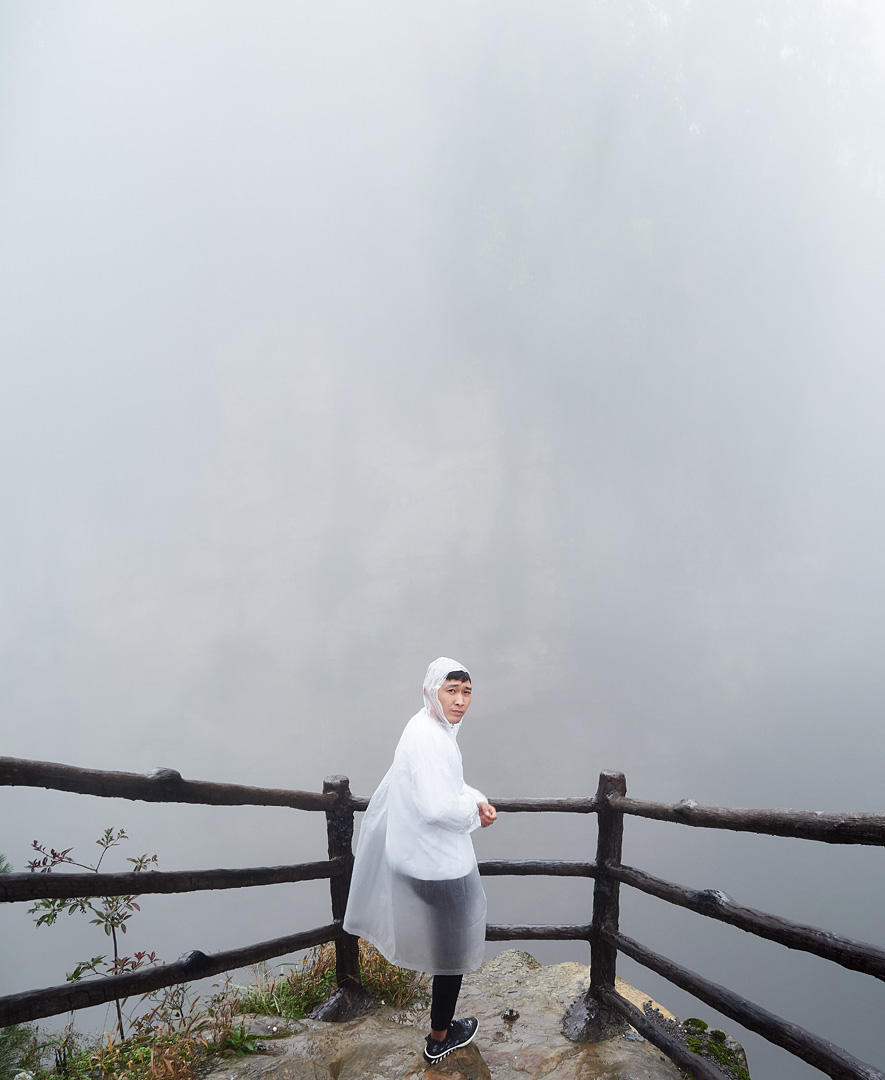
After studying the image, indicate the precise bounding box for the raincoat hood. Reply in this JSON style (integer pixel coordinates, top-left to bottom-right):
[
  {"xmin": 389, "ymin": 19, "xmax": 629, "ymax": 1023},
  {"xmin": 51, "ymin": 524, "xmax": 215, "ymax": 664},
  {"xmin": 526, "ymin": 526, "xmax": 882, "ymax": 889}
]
[{"xmin": 423, "ymin": 656, "xmax": 470, "ymax": 729}]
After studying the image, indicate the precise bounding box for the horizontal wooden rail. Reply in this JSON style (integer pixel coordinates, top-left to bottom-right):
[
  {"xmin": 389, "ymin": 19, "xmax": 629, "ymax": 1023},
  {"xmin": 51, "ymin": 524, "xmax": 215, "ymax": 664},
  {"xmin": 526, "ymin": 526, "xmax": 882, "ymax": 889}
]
[
  {"xmin": 486, "ymin": 923, "xmax": 591, "ymax": 941},
  {"xmin": 488, "ymin": 796, "xmax": 599, "ymax": 813},
  {"xmin": 346, "ymin": 796, "xmax": 598, "ymax": 814},
  {"xmin": 478, "ymin": 859, "xmax": 596, "ymax": 877},
  {"xmin": 0, "ymin": 860, "xmax": 342, "ymax": 904},
  {"xmin": 606, "ymin": 928, "xmax": 885, "ymax": 1080},
  {"xmin": 609, "ymin": 794, "xmax": 885, "ymax": 846},
  {"xmin": 0, "ymin": 756, "xmax": 335, "ymax": 812},
  {"xmin": 0, "ymin": 922, "xmax": 341, "ymax": 1027},
  {"xmin": 615, "ymin": 863, "xmax": 885, "ymax": 982},
  {"xmin": 599, "ymin": 988, "xmax": 727, "ymax": 1080}
]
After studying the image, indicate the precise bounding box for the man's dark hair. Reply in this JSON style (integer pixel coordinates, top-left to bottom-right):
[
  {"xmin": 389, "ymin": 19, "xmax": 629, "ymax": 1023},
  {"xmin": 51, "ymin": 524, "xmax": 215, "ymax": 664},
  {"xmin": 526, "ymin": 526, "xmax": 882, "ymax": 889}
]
[{"xmin": 445, "ymin": 670, "xmax": 471, "ymax": 682}]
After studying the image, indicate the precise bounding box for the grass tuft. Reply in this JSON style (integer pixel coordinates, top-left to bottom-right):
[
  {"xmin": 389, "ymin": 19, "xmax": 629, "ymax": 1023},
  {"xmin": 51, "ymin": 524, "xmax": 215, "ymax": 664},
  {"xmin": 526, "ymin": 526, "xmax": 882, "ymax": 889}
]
[
  {"xmin": 0, "ymin": 1023, "xmax": 42, "ymax": 1080},
  {"xmin": 240, "ymin": 940, "xmax": 428, "ymax": 1020}
]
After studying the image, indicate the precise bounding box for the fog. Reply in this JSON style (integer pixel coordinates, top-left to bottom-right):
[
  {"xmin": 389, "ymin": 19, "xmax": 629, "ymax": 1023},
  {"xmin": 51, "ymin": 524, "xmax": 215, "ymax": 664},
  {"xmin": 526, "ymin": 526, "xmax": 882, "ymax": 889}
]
[{"xmin": 2, "ymin": 3, "xmax": 884, "ymax": 1077}]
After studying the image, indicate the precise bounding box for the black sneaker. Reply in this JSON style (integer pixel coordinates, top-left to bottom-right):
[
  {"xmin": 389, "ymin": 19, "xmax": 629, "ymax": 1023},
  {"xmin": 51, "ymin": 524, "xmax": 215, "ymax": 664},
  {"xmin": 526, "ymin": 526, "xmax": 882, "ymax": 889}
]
[{"xmin": 423, "ymin": 1017, "xmax": 479, "ymax": 1063}]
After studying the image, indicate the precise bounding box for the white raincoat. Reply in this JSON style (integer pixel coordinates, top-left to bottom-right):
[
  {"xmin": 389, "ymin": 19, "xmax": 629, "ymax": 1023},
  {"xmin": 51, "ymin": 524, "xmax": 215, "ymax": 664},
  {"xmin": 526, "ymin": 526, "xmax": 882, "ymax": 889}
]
[{"xmin": 342, "ymin": 657, "xmax": 488, "ymax": 975}]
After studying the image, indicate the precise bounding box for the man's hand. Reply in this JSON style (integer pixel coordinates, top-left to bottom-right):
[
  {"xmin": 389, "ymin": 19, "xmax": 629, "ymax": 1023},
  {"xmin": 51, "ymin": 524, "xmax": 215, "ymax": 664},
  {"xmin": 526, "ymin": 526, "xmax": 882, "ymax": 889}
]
[{"xmin": 478, "ymin": 801, "xmax": 497, "ymax": 828}]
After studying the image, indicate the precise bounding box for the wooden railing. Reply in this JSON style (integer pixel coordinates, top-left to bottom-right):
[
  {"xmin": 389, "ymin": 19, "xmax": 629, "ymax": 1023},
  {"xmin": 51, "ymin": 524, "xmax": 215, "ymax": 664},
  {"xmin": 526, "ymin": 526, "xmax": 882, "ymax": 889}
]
[{"xmin": 1, "ymin": 756, "xmax": 884, "ymax": 1080}]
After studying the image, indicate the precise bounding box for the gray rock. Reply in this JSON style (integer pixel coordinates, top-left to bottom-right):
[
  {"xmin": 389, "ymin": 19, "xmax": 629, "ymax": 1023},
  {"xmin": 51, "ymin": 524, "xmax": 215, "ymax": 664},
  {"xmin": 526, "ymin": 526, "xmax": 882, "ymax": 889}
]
[
  {"xmin": 200, "ymin": 950, "xmax": 721, "ymax": 1079},
  {"xmin": 306, "ymin": 983, "xmax": 374, "ymax": 1022},
  {"xmin": 724, "ymin": 1033, "xmax": 749, "ymax": 1073}
]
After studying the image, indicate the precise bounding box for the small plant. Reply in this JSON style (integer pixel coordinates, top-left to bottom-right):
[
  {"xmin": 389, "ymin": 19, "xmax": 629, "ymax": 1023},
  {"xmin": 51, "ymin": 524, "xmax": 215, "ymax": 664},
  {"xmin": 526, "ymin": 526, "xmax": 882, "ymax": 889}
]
[
  {"xmin": 358, "ymin": 940, "xmax": 429, "ymax": 1008},
  {"xmin": 44, "ymin": 1021, "xmax": 92, "ymax": 1080},
  {"xmin": 27, "ymin": 829, "xmax": 160, "ymax": 1040},
  {"xmin": 94, "ymin": 1029, "xmax": 206, "ymax": 1080},
  {"xmin": 46, "ymin": 1027, "xmax": 206, "ymax": 1080},
  {"xmin": 128, "ymin": 982, "xmax": 204, "ymax": 1043},
  {"xmin": 17, "ymin": 831, "xmax": 280, "ymax": 1080},
  {"xmin": 239, "ymin": 940, "xmax": 428, "ymax": 1020},
  {"xmin": 202, "ymin": 975, "xmax": 245, "ymax": 1043},
  {"xmin": 644, "ymin": 1005, "xmax": 752, "ymax": 1080},
  {"xmin": 240, "ymin": 948, "xmax": 335, "ymax": 1019},
  {"xmin": 684, "ymin": 1019, "xmax": 751, "ymax": 1080},
  {"xmin": 24, "ymin": 983, "xmax": 223, "ymax": 1080},
  {"xmin": 0, "ymin": 1022, "xmax": 42, "ymax": 1080},
  {"xmin": 212, "ymin": 1024, "xmax": 264, "ymax": 1058}
]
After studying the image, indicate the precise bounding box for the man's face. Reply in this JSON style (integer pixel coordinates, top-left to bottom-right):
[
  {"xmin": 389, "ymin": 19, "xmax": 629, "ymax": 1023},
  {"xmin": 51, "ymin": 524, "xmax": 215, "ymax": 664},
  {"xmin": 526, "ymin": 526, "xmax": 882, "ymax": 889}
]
[{"xmin": 437, "ymin": 679, "xmax": 472, "ymax": 724}]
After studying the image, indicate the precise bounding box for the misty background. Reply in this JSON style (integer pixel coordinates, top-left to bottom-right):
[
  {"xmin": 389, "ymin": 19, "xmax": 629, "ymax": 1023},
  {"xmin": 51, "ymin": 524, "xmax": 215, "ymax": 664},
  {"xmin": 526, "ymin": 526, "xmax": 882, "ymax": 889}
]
[{"xmin": 1, "ymin": 3, "xmax": 884, "ymax": 1077}]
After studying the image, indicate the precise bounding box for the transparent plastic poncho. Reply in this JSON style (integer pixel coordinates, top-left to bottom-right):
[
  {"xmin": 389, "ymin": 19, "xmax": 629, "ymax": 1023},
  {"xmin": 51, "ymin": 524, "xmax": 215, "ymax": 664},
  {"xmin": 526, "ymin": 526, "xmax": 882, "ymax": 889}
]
[{"xmin": 342, "ymin": 657, "xmax": 488, "ymax": 975}]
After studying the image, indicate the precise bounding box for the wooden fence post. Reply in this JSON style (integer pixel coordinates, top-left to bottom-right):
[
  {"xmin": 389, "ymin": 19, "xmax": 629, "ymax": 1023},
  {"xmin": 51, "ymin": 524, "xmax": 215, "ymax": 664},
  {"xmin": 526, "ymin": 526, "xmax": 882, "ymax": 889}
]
[
  {"xmin": 563, "ymin": 769, "xmax": 628, "ymax": 1042},
  {"xmin": 323, "ymin": 775, "xmax": 361, "ymax": 989},
  {"xmin": 590, "ymin": 769, "xmax": 627, "ymax": 997}
]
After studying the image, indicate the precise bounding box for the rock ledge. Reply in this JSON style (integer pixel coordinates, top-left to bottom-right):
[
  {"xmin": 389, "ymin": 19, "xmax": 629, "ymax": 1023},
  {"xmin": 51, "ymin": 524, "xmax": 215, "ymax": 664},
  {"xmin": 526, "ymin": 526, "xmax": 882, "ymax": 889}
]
[{"xmin": 203, "ymin": 950, "xmax": 702, "ymax": 1079}]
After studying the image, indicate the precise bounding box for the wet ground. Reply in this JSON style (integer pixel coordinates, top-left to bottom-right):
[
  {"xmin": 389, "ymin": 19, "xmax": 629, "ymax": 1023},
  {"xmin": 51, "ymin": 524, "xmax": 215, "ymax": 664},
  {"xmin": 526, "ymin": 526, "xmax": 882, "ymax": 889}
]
[{"xmin": 201, "ymin": 950, "xmax": 690, "ymax": 1079}]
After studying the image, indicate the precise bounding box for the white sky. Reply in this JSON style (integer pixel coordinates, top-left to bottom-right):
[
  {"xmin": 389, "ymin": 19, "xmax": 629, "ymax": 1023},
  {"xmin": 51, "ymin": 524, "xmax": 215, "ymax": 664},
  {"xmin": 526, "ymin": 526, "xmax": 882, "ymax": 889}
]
[{"xmin": 1, "ymin": 4, "xmax": 884, "ymax": 1076}]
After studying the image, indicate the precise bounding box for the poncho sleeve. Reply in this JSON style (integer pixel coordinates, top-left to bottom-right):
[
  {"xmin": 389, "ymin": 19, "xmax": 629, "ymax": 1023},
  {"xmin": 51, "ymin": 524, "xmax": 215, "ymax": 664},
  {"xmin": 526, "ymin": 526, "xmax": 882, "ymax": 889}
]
[
  {"xmin": 462, "ymin": 782, "xmax": 487, "ymax": 806},
  {"xmin": 402, "ymin": 718, "xmax": 484, "ymax": 833},
  {"xmin": 410, "ymin": 761, "xmax": 482, "ymax": 832}
]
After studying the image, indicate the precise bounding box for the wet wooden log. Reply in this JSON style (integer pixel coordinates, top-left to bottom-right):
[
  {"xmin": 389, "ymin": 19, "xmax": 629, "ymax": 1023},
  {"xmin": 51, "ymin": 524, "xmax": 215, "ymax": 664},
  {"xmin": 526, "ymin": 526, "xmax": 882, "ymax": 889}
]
[
  {"xmin": 598, "ymin": 988, "xmax": 728, "ymax": 1080},
  {"xmin": 346, "ymin": 795, "xmax": 598, "ymax": 813},
  {"xmin": 0, "ymin": 860, "xmax": 341, "ymax": 903},
  {"xmin": 590, "ymin": 770, "xmax": 626, "ymax": 998},
  {"xmin": 486, "ymin": 796, "xmax": 599, "ymax": 813},
  {"xmin": 0, "ymin": 922, "xmax": 340, "ymax": 1027},
  {"xmin": 478, "ymin": 859, "xmax": 596, "ymax": 877},
  {"xmin": 614, "ymin": 863, "xmax": 885, "ymax": 981},
  {"xmin": 607, "ymin": 929, "xmax": 885, "ymax": 1080},
  {"xmin": 0, "ymin": 755, "xmax": 334, "ymax": 811},
  {"xmin": 609, "ymin": 794, "xmax": 885, "ymax": 846},
  {"xmin": 323, "ymin": 776, "xmax": 360, "ymax": 989},
  {"xmin": 486, "ymin": 923, "xmax": 591, "ymax": 941}
]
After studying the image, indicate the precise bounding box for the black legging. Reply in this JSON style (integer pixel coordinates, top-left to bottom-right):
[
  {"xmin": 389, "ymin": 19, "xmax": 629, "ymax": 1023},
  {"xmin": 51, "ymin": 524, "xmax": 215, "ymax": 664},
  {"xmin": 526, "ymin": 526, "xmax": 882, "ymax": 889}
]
[{"xmin": 430, "ymin": 973, "xmax": 463, "ymax": 1031}]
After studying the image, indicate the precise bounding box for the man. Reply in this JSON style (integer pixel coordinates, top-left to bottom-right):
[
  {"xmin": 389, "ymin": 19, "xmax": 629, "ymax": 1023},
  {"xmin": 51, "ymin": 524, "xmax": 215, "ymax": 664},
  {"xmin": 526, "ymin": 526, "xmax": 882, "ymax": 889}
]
[{"xmin": 343, "ymin": 656, "xmax": 497, "ymax": 1062}]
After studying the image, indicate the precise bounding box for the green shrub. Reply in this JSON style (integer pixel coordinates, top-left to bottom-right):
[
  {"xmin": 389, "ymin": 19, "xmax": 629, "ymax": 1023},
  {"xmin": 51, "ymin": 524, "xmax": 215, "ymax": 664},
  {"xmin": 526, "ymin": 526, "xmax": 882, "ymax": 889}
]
[
  {"xmin": 27, "ymin": 828, "xmax": 160, "ymax": 1040},
  {"xmin": 240, "ymin": 940, "xmax": 428, "ymax": 1020},
  {"xmin": 685, "ymin": 1019, "xmax": 751, "ymax": 1080},
  {"xmin": 0, "ymin": 1024, "xmax": 42, "ymax": 1080}
]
